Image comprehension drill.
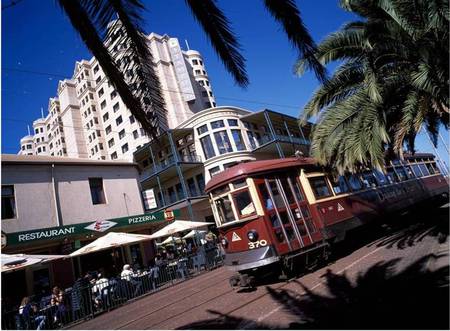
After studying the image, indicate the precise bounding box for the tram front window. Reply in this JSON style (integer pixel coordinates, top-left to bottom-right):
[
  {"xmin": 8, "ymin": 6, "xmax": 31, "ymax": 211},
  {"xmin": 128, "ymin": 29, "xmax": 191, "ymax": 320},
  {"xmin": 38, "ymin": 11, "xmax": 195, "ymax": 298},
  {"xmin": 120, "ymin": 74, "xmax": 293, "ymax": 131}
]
[
  {"xmin": 234, "ymin": 190, "xmax": 255, "ymax": 217},
  {"xmin": 309, "ymin": 176, "xmax": 332, "ymax": 198},
  {"xmin": 215, "ymin": 196, "xmax": 234, "ymax": 224}
]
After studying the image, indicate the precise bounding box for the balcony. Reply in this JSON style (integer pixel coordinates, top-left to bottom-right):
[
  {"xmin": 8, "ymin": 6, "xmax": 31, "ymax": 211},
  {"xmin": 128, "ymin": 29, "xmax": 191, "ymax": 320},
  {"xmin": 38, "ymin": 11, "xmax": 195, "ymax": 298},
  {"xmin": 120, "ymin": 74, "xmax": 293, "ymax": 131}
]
[
  {"xmin": 146, "ymin": 191, "xmax": 209, "ymax": 214},
  {"xmin": 140, "ymin": 154, "xmax": 203, "ymax": 183}
]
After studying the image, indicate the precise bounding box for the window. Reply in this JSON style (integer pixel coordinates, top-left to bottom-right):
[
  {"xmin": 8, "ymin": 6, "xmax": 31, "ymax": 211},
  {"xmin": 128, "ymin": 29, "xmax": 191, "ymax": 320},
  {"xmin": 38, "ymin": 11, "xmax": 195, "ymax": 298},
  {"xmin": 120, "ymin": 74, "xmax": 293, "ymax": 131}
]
[
  {"xmin": 309, "ymin": 176, "xmax": 332, "ymax": 198},
  {"xmin": 195, "ymin": 69, "xmax": 201, "ymax": 75},
  {"xmin": 94, "ymin": 117, "xmax": 99, "ymax": 124},
  {"xmin": 214, "ymin": 131, "xmax": 233, "ymax": 154},
  {"xmin": 197, "ymin": 124, "xmax": 208, "ymax": 135},
  {"xmin": 37, "ymin": 147, "xmax": 42, "ymax": 153},
  {"xmin": 347, "ymin": 174, "xmax": 363, "ymax": 190},
  {"xmin": 175, "ymin": 183, "xmax": 185, "ymax": 200},
  {"xmin": 211, "ymin": 120, "xmax": 224, "ymax": 129},
  {"xmin": 99, "ymin": 143, "xmax": 103, "ymax": 150},
  {"xmin": 108, "ymin": 138, "xmax": 115, "ymax": 147},
  {"xmin": 209, "ymin": 166, "xmax": 221, "ymax": 177},
  {"xmin": 168, "ymin": 187, "xmax": 176, "ymax": 203},
  {"xmin": 121, "ymin": 143, "xmax": 129, "ymax": 153},
  {"xmin": 373, "ymin": 169, "xmax": 388, "ymax": 185},
  {"xmin": 361, "ymin": 172, "xmax": 378, "ymax": 188},
  {"xmin": 231, "ymin": 130, "xmax": 245, "ymax": 151},
  {"xmin": 234, "ymin": 190, "xmax": 255, "ymax": 217},
  {"xmin": 129, "ymin": 115, "xmax": 135, "ymax": 124},
  {"xmin": 93, "ymin": 65, "xmax": 99, "ymax": 73},
  {"xmin": 215, "ymin": 195, "xmax": 234, "ymax": 224},
  {"xmin": 98, "ymin": 88, "xmax": 104, "ymax": 97},
  {"xmin": 96, "ymin": 76, "xmax": 102, "ymax": 83},
  {"xmin": 105, "ymin": 125, "xmax": 112, "ymax": 134},
  {"xmin": 192, "ymin": 59, "xmax": 198, "ymax": 65},
  {"xmin": 331, "ymin": 176, "xmax": 350, "ymax": 194},
  {"xmin": 200, "ymin": 135, "xmax": 216, "ymax": 159},
  {"xmin": 187, "ymin": 178, "xmax": 198, "ymax": 196},
  {"xmin": 89, "ymin": 93, "xmax": 94, "ymax": 100},
  {"xmin": 116, "ymin": 116, "xmax": 123, "ymax": 126},
  {"xmin": 110, "ymin": 91, "xmax": 117, "ymax": 99},
  {"xmin": 119, "ymin": 129, "xmax": 125, "ymax": 139},
  {"xmin": 227, "ymin": 119, "xmax": 238, "ymax": 127},
  {"xmin": 111, "ymin": 152, "xmax": 117, "ymax": 160},
  {"xmin": 196, "ymin": 174, "xmax": 205, "ymax": 193},
  {"xmin": 199, "ymin": 60, "xmax": 203, "ymax": 65},
  {"xmin": 133, "ymin": 130, "xmax": 139, "ymax": 139},
  {"xmin": 89, "ymin": 178, "xmax": 106, "ymax": 204},
  {"xmin": 100, "ymin": 100, "xmax": 106, "ymax": 109},
  {"xmin": 113, "ymin": 102, "xmax": 120, "ymax": 112},
  {"xmin": 2, "ymin": 185, "xmax": 16, "ymax": 219},
  {"xmin": 35, "ymin": 128, "xmax": 39, "ymax": 134}
]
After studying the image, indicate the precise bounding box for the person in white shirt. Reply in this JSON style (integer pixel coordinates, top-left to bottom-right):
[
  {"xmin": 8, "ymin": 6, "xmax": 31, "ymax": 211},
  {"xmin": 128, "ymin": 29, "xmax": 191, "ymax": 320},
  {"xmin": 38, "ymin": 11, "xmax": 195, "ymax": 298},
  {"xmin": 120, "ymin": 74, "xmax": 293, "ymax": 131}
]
[{"xmin": 120, "ymin": 265, "xmax": 134, "ymax": 281}]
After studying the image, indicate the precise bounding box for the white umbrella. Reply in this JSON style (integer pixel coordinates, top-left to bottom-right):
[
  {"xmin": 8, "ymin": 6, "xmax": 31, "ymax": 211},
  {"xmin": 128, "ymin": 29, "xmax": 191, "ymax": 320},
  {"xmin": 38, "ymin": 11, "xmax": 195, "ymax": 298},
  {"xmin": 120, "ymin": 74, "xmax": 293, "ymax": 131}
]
[
  {"xmin": 1, "ymin": 253, "xmax": 65, "ymax": 273},
  {"xmin": 182, "ymin": 230, "xmax": 207, "ymax": 239},
  {"xmin": 161, "ymin": 236, "xmax": 182, "ymax": 245},
  {"xmin": 149, "ymin": 220, "xmax": 213, "ymax": 240},
  {"xmin": 70, "ymin": 232, "xmax": 153, "ymax": 257}
]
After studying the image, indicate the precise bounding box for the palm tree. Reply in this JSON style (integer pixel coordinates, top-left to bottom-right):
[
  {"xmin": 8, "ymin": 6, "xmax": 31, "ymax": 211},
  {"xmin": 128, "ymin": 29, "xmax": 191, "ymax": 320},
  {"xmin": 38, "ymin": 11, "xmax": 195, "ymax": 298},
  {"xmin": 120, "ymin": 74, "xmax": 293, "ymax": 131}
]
[
  {"xmin": 295, "ymin": 0, "xmax": 449, "ymax": 173},
  {"xmin": 57, "ymin": 0, "xmax": 325, "ymax": 139}
]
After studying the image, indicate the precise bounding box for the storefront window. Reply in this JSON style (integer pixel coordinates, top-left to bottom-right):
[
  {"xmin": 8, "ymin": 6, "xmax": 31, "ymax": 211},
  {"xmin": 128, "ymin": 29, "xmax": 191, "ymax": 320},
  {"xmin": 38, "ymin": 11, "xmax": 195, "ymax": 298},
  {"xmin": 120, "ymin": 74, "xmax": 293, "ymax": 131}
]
[{"xmin": 214, "ymin": 131, "xmax": 233, "ymax": 154}]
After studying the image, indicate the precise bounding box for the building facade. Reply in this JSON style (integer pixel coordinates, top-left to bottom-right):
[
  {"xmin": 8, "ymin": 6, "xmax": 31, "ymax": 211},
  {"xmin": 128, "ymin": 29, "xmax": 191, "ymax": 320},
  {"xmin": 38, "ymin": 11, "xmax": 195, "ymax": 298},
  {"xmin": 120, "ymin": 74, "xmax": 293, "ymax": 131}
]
[
  {"xmin": 1, "ymin": 154, "xmax": 173, "ymax": 299},
  {"xmin": 18, "ymin": 33, "xmax": 216, "ymax": 161},
  {"xmin": 133, "ymin": 106, "xmax": 312, "ymax": 224}
]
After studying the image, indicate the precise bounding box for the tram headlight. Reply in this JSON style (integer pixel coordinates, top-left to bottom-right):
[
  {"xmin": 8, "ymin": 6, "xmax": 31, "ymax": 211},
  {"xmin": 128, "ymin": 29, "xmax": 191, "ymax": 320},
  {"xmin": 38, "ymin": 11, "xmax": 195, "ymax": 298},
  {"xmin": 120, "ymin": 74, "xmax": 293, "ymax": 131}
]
[
  {"xmin": 221, "ymin": 237, "xmax": 228, "ymax": 248},
  {"xmin": 247, "ymin": 230, "xmax": 258, "ymax": 242}
]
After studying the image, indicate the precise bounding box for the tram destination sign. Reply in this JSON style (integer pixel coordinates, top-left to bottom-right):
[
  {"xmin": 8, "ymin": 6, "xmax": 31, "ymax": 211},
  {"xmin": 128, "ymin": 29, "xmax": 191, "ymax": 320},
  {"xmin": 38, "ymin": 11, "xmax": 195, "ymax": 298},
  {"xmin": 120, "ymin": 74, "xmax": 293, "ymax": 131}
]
[{"xmin": 5, "ymin": 210, "xmax": 180, "ymax": 246}]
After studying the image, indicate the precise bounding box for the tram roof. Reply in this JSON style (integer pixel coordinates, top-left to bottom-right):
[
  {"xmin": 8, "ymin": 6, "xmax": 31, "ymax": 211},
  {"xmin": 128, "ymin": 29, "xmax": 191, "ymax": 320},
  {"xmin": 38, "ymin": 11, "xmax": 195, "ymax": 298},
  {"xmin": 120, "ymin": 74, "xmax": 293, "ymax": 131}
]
[{"xmin": 205, "ymin": 157, "xmax": 316, "ymax": 192}]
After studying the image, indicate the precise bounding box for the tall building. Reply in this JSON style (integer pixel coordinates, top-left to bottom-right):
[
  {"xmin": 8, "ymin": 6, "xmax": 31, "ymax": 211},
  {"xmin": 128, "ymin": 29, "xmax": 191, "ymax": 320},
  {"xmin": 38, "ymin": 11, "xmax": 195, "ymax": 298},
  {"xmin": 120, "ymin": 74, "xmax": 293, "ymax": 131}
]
[{"xmin": 18, "ymin": 33, "xmax": 216, "ymax": 161}]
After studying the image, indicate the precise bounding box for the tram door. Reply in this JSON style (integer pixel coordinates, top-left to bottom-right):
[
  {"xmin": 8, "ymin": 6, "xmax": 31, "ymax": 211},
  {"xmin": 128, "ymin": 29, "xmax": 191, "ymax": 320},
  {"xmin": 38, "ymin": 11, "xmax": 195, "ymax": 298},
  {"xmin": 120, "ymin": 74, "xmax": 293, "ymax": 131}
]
[{"xmin": 256, "ymin": 173, "xmax": 316, "ymax": 255}]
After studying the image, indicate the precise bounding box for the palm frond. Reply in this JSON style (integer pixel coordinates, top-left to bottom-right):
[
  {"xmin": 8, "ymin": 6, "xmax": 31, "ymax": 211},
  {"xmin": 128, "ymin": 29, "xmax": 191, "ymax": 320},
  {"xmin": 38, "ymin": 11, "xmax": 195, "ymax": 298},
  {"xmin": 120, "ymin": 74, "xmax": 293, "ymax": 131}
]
[
  {"xmin": 264, "ymin": 0, "xmax": 326, "ymax": 82},
  {"xmin": 185, "ymin": 0, "xmax": 248, "ymax": 87}
]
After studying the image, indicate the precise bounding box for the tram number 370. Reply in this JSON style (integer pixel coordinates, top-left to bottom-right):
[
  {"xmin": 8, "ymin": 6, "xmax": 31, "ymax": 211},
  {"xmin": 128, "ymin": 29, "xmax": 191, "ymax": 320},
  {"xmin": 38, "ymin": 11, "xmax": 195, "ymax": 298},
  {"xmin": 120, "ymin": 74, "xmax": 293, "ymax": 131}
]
[{"xmin": 248, "ymin": 239, "xmax": 267, "ymax": 249}]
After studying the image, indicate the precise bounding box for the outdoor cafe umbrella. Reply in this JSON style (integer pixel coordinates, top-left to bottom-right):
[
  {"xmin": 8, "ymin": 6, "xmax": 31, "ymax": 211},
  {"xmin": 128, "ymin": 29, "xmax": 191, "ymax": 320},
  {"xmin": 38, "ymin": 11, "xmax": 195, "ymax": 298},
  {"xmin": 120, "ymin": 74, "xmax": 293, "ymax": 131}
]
[
  {"xmin": 69, "ymin": 232, "xmax": 153, "ymax": 257},
  {"xmin": 1, "ymin": 253, "xmax": 65, "ymax": 273},
  {"xmin": 161, "ymin": 236, "xmax": 183, "ymax": 245},
  {"xmin": 182, "ymin": 230, "xmax": 207, "ymax": 239},
  {"xmin": 148, "ymin": 220, "xmax": 213, "ymax": 240}
]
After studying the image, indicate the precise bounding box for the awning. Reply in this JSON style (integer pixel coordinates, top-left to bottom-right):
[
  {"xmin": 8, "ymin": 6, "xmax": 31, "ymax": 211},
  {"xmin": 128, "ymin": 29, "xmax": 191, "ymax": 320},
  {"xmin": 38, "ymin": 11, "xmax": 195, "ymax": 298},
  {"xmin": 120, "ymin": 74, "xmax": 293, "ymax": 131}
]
[
  {"xmin": 161, "ymin": 236, "xmax": 183, "ymax": 245},
  {"xmin": 1, "ymin": 254, "xmax": 65, "ymax": 273},
  {"xmin": 149, "ymin": 220, "xmax": 213, "ymax": 240},
  {"xmin": 182, "ymin": 230, "xmax": 207, "ymax": 239},
  {"xmin": 70, "ymin": 232, "xmax": 153, "ymax": 257}
]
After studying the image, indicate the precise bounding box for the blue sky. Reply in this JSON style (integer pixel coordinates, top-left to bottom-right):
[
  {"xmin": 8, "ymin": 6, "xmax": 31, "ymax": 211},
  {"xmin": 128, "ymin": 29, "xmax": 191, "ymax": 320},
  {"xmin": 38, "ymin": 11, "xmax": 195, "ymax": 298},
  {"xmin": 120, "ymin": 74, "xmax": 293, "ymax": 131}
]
[{"xmin": 2, "ymin": 0, "xmax": 448, "ymax": 167}]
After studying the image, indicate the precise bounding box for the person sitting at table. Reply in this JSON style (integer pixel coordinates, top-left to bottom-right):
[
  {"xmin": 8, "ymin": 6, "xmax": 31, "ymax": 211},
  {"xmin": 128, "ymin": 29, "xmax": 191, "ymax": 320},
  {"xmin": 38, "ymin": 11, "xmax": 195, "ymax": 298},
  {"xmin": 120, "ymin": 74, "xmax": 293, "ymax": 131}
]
[
  {"xmin": 50, "ymin": 286, "xmax": 67, "ymax": 326},
  {"xmin": 17, "ymin": 297, "xmax": 47, "ymax": 330},
  {"xmin": 92, "ymin": 272, "xmax": 109, "ymax": 310},
  {"xmin": 120, "ymin": 264, "xmax": 142, "ymax": 298}
]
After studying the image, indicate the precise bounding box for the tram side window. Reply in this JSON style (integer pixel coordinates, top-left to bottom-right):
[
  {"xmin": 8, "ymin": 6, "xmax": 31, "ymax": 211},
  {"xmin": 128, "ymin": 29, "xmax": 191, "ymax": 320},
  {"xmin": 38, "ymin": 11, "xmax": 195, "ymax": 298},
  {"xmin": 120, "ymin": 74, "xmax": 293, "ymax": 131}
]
[
  {"xmin": 215, "ymin": 196, "xmax": 234, "ymax": 224},
  {"xmin": 432, "ymin": 162, "xmax": 441, "ymax": 173},
  {"xmin": 233, "ymin": 190, "xmax": 255, "ymax": 217},
  {"xmin": 280, "ymin": 178, "xmax": 295, "ymax": 204},
  {"xmin": 404, "ymin": 165, "xmax": 415, "ymax": 179},
  {"xmin": 347, "ymin": 174, "xmax": 363, "ymax": 191},
  {"xmin": 418, "ymin": 163, "xmax": 430, "ymax": 176},
  {"xmin": 394, "ymin": 166, "xmax": 408, "ymax": 181},
  {"xmin": 309, "ymin": 176, "xmax": 332, "ymax": 198},
  {"xmin": 425, "ymin": 162, "xmax": 436, "ymax": 174},
  {"xmin": 331, "ymin": 176, "xmax": 350, "ymax": 194},
  {"xmin": 361, "ymin": 172, "xmax": 378, "ymax": 188},
  {"xmin": 410, "ymin": 163, "xmax": 422, "ymax": 177},
  {"xmin": 268, "ymin": 180, "xmax": 285, "ymax": 207},
  {"xmin": 385, "ymin": 168, "xmax": 398, "ymax": 183},
  {"xmin": 373, "ymin": 169, "xmax": 388, "ymax": 185},
  {"xmin": 258, "ymin": 184, "xmax": 274, "ymax": 211},
  {"xmin": 288, "ymin": 177, "xmax": 304, "ymax": 201}
]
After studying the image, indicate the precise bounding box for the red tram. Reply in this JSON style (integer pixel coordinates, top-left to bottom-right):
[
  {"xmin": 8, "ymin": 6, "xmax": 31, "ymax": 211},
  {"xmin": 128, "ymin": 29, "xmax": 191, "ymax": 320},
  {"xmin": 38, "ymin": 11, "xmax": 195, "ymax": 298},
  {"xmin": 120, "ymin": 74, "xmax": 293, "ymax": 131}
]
[{"xmin": 204, "ymin": 153, "xmax": 449, "ymax": 287}]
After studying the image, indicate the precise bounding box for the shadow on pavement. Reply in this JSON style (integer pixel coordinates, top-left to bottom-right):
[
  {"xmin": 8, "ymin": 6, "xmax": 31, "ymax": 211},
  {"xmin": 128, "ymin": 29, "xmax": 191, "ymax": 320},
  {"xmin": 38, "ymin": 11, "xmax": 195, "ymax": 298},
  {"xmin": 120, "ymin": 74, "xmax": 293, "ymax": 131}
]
[
  {"xmin": 177, "ymin": 253, "xmax": 449, "ymax": 329},
  {"xmin": 369, "ymin": 204, "xmax": 449, "ymax": 250}
]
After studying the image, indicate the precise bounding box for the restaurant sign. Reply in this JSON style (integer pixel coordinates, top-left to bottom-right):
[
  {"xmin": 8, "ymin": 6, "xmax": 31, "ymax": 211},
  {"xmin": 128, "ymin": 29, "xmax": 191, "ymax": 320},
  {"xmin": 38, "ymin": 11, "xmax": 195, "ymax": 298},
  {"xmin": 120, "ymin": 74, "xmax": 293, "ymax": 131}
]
[{"xmin": 4, "ymin": 210, "xmax": 180, "ymax": 246}]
